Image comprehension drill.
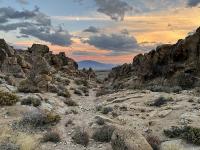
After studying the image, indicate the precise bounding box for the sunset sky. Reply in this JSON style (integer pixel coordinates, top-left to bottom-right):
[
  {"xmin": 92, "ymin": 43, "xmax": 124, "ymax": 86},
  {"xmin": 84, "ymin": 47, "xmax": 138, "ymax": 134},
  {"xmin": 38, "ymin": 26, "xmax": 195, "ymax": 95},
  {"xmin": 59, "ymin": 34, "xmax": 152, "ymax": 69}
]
[{"xmin": 0, "ymin": 0, "xmax": 200, "ymax": 64}]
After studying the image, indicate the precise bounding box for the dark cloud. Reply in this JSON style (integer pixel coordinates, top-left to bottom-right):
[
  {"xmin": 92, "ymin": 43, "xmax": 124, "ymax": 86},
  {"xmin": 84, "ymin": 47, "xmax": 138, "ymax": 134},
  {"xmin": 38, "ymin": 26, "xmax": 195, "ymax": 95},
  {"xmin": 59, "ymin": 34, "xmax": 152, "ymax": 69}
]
[
  {"xmin": 0, "ymin": 6, "xmax": 72, "ymax": 46},
  {"xmin": 74, "ymin": 0, "xmax": 132, "ymax": 21},
  {"xmin": 84, "ymin": 33, "xmax": 138, "ymax": 52},
  {"xmin": 187, "ymin": 0, "xmax": 200, "ymax": 6},
  {"xmin": 0, "ymin": 7, "xmax": 38, "ymax": 19},
  {"xmin": 0, "ymin": 22, "xmax": 32, "ymax": 31},
  {"xmin": 20, "ymin": 26, "xmax": 72, "ymax": 46},
  {"xmin": 95, "ymin": 0, "xmax": 132, "ymax": 21},
  {"xmin": 83, "ymin": 26, "xmax": 99, "ymax": 33}
]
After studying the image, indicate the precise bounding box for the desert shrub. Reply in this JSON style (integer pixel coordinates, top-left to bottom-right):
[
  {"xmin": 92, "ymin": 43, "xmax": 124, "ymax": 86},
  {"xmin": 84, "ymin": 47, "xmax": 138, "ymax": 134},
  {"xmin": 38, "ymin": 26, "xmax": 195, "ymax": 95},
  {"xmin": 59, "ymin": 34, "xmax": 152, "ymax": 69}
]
[
  {"xmin": 0, "ymin": 91, "xmax": 18, "ymax": 106},
  {"xmin": 18, "ymin": 79, "xmax": 39, "ymax": 93},
  {"xmin": 111, "ymin": 133, "xmax": 127, "ymax": 150},
  {"xmin": 79, "ymin": 86, "xmax": 89, "ymax": 94},
  {"xmin": 177, "ymin": 73, "xmax": 195, "ymax": 89},
  {"xmin": 0, "ymin": 142, "xmax": 20, "ymax": 150},
  {"xmin": 96, "ymin": 105, "xmax": 103, "ymax": 111},
  {"xmin": 57, "ymin": 88, "xmax": 71, "ymax": 98},
  {"xmin": 64, "ymin": 99, "xmax": 78, "ymax": 106},
  {"xmin": 147, "ymin": 85, "xmax": 182, "ymax": 93},
  {"xmin": 65, "ymin": 119, "xmax": 74, "ymax": 127},
  {"xmin": 20, "ymin": 110, "xmax": 60, "ymax": 128},
  {"xmin": 42, "ymin": 131, "xmax": 61, "ymax": 143},
  {"xmin": 74, "ymin": 89, "xmax": 82, "ymax": 96},
  {"xmin": 75, "ymin": 79, "xmax": 88, "ymax": 87},
  {"xmin": 21, "ymin": 97, "xmax": 41, "ymax": 107},
  {"xmin": 45, "ymin": 112, "xmax": 61, "ymax": 124},
  {"xmin": 96, "ymin": 88, "xmax": 111, "ymax": 97},
  {"xmin": 72, "ymin": 128, "xmax": 89, "ymax": 147},
  {"xmin": 96, "ymin": 117, "xmax": 105, "ymax": 126},
  {"xmin": 92, "ymin": 125, "xmax": 115, "ymax": 142},
  {"xmin": 149, "ymin": 97, "xmax": 173, "ymax": 107},
  {"xmin": 101, "ymin": 107, "xmax": 113, "ymax": 114},
  {"xmin": 164, "ymin": 126, "xmax": 184, "ymax": 138},
  {"xmin": 146, "ymin": 135, "xmax": 161, "ymax": 150},
  {"xmin": 164, "ymin": 126, "xmax": 200, "ymax": 145}
]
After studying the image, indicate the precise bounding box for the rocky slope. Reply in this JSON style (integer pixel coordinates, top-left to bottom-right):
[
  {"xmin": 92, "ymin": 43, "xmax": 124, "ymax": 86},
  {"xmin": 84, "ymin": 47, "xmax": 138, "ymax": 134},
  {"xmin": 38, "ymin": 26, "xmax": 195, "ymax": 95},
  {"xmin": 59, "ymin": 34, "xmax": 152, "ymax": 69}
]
[{"xmin": 108, "ymin": 27, "xmax": 200, "ymax": 90}]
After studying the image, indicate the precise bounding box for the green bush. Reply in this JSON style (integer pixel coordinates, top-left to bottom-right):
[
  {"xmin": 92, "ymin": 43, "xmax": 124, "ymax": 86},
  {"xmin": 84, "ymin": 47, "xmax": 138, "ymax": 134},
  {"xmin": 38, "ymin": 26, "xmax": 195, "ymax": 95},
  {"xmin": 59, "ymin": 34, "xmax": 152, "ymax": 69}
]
[
  {"xmin": 92, "ymin": 125, "xmax": 115, "ymax": 142},
  {"xmin": 72, "ymin": 128, "xmax": 89, "ymax": 147},
  {"xmin": 21, "ymin": 97, "xmax": 41, "ymax": 107},
  {"xmin": 42, "ymin": 131, "xmax": 61, "ymax": 143},
  {"xmin": 164, "ymin": 126, "xmax": 200, "ymax": 145},
  {"xmin": 0, "ymin": 91, "xmax": 18, "ymax": 106}
]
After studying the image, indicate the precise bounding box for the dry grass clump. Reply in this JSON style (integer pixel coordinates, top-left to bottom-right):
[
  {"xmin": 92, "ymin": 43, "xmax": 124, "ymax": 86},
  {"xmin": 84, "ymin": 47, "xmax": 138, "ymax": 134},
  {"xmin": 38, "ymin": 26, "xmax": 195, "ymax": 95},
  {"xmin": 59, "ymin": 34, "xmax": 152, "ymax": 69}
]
[
  {"xmin": 42, "ymin": 131, "xmax": 61, "ymax": 143},
  {"xmin": 72, "ymin": 128, "xmax": 89, "ymax": 147},
  {"xmin": 161, "ymin": 143, "xmax": 183, "ymax": 150},
  {"xmin": 0, "ymin": 91, "xmax": 18, "ymax": 106},
  {"xmin": 92, "ymin": 125, "xmax": 115, "ymax": 142}
]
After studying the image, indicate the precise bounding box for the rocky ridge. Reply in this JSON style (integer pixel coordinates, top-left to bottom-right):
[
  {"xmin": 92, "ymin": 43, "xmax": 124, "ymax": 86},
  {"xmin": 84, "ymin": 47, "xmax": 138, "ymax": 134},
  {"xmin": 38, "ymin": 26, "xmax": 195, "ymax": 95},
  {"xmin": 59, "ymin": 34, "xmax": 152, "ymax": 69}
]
[{"xmin": 108, "ymin": 27, "xmax": 200, "ymax": 90}]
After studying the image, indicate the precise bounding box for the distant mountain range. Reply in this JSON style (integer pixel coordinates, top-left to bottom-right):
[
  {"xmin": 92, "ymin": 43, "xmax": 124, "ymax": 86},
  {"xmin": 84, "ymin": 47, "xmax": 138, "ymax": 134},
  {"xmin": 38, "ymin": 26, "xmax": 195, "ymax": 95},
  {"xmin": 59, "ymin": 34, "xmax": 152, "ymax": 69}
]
[{"xmin": 78, "ymin": 60, "xmax": 118, "ymax": 70}]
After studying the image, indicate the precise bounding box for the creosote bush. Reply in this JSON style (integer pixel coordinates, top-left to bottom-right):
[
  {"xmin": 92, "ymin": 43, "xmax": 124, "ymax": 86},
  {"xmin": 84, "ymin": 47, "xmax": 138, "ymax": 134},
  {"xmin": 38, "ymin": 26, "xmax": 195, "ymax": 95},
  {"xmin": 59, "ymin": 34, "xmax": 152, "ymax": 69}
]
[
  {"xmin": 0, "ymin": 91, "xmax": 18, "ymax": 106},
  {"xmin": 72, "ymin": 128, "xmax": 89, "ymax": 147},
  {"xmin": 42, "ymin": 131, "xmax": 61, "ymax": 143},
  {"xmin": 92, "ymin": 125, "xmax": 115, "ymax": 142},
  {"xmin": 21, "ymin": 97, "xmax": 41, "ymax": 107},
  {"xmin": 164, "ymin": 126, "xmax": 200, "ymax": 145}
]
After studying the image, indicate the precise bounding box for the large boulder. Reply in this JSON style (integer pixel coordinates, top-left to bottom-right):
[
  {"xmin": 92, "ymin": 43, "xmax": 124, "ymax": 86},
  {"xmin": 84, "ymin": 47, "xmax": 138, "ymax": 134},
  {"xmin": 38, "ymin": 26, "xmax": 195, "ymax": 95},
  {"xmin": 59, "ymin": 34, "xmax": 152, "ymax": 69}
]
[
  {"xmin": 29, "ymin": 44, "xmax": 49, "ymax": 56},
  {"xmin": 111, "ymin": 127, "xmax": 153, "ymax": 150}
]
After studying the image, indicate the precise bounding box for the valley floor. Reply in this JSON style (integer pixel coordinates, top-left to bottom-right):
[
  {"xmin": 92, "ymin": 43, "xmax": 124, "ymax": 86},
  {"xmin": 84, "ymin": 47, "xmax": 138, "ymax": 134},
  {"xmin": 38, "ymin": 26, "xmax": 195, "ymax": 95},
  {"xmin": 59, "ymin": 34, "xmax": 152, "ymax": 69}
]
[{"xmin": 1, "ymin": 78, "xmax": 200, "ymax": 150}]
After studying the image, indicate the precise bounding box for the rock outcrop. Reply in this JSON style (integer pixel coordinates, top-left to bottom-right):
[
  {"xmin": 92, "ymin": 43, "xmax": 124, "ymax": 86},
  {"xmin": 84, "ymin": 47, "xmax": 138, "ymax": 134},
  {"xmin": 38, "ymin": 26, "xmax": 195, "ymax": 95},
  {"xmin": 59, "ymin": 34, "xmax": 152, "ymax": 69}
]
[
  {"xmin": 108, "ymin": 27, "xmax": 200, "ymax": 90},
  {"xmin": 0, "ymin": 40, "xmax": 81, "ymax": 92}
]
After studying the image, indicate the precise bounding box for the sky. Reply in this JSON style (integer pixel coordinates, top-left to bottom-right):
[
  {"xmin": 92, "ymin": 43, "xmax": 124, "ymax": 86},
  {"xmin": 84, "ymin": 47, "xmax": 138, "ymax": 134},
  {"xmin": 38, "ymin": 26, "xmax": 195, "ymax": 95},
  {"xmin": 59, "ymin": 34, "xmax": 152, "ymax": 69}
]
[{"xmin": 0, "ymin": 0, "xmax": 200, "ymax": 64}]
